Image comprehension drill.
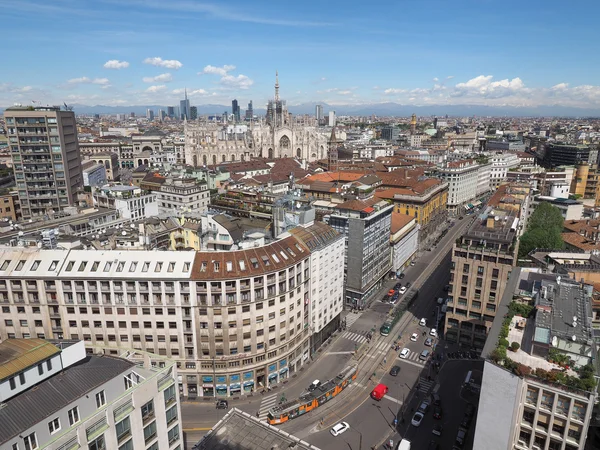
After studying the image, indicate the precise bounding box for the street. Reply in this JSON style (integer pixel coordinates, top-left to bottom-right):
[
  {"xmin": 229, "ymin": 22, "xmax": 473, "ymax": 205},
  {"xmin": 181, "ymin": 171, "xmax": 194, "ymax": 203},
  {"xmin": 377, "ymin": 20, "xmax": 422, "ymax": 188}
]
[{"xmin": 182, "ymin": 216, "xmax": 474, "ymax": 450}]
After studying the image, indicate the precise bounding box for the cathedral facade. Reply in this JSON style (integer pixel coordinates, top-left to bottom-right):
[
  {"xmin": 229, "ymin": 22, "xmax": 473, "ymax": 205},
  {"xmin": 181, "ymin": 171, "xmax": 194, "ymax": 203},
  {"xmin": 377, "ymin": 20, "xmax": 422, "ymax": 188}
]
[{"xmin": 184, "ymin": 73, "xmax": 329, "ymax": 167}]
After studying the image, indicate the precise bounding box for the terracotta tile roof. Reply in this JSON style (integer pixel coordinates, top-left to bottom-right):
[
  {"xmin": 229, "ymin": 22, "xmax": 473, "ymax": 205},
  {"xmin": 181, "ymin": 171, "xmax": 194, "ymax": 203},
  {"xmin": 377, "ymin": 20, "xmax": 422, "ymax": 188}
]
[
  {"xmin": 303, "ymin": 172, "xmax": 367, "ymax": 183},
  {"xmin": 561, "ymin": 232, "xmax": 600, "ymax": 252},
  {"xmin": 190, "ymin": 235, "xmax": 309, "ymax": 280},
  {"xmin": 446, "ymin": 159, "xmax": 476, "ymax": 168},
  {"xmin": 391, "ymin": 212, "xmax": 415, "ymax": 234},
  {"xmin": 487, "ymin": 184, "xmax": 509, "ymax": 207}
]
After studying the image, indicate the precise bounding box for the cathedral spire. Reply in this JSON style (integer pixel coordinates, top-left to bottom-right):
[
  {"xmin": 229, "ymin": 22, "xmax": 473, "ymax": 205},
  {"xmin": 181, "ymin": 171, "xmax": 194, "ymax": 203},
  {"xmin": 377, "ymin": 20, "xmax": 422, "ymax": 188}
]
[{"xmin": 275, "ymin": 71, "xmax": 280, "ymax": 102}]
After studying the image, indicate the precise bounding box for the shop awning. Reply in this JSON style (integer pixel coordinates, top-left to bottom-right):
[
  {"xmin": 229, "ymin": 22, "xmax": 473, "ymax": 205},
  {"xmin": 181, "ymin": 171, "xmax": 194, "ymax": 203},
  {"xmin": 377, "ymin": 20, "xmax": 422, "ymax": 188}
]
[
  {"xmin": 279, "ymin": 367, "xmax": 289, "ymax": 374},
  {"xmin": 229, "ymin": 383, "xmax": 241, "ymax": 390},
  {"xmin": 268, "ymin": 373, "xmax": 278, "ymax": 380},
  {"xmin": 243, "ymin": 381, "xmax": 255, "ymax": 386}
]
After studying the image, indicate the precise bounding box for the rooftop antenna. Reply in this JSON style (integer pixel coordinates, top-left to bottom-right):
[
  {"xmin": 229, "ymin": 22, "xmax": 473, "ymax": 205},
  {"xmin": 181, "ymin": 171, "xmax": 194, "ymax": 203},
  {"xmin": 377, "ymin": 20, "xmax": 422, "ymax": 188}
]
[{"xmin": 63, "ymin": 102, "xmax": 73, "ymax": 111}]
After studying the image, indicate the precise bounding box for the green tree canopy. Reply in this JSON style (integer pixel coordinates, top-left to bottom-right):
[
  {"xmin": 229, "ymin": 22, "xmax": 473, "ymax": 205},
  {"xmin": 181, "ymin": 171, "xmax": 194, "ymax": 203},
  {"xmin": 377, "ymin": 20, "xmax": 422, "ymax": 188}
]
[{"xmin": 518, "ymin": 202, "xmax": 565, "ymax": 258}]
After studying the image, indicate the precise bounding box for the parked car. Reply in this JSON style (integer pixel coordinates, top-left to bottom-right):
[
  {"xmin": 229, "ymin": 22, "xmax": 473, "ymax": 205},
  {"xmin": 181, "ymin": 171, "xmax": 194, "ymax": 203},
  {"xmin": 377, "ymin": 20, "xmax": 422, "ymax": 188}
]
[
  {"xmin": 399, "ymin": 286, "xmax": 407, "ymax": 294},
  {"xmin": 464, "ymin": 403, "xmax": 475, "ymax": 419},
  {"xmin": 430, "ymin": 328, "xmax": 438, "ymax": 337},
  {"xmin": 455, "ymin": 427, "xmax": 467, "ymax": 447},
  {"xmin": 418, "ymin": 401, "xmax": 430, "ymax": 414},
  {"xmin": 330, "ymin": 422, "xmax": 349, "ymax": 437},
  {"xmin": 399, "ymin": 273, "xmax": 405, "ymax": 279},
  {"xmin": 411, "ymin": 412, "xmax": 424, "ymax": 427},
  {"xmin": 399, "ymin": 348, "xmax": 410, "ymax": 359},
  {"xmin": 419, "ymin": 317, "xmax": 427, "ymax": 326},
  {"xmin": 394, "ymin": 282, "xmax": 402, "ymax": 289},
  {"xmin": 216, "ymin": 400, "xmax": 228, "ymax": 409},
  {"xmin": 405, "ymin": 282, "xmax": 411, "ymax": 288},
  {"xmin": 410, "ymin": 333, "xmax": 418, "ymax": 342},
  {"xmin": 389, "ymin": 365, "xmax": 401, "ymax": 376},
  {"xmin": 425, "ymin": 338, "xmax": 433, "ymax": 347},
  {"xmin": 432, "ymin": 423, "xmax": 443, "ymax": 436},
  {"xmin": 420, "ymin": 349, "xmax": 431, "ymax": 360},
  {"xmin": 433, "ymin": 407, "xmax": 442, "ymax": 419},
  {"xmin": 431, "ymin": 392, "xmax": 441, "ymax": 406}
]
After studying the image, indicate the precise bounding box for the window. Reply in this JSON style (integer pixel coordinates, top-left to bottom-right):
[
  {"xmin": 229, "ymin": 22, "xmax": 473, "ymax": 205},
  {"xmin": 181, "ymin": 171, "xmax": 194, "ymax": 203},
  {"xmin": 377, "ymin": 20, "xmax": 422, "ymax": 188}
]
[
  {"xmin": 88, "ymin": 435, "xmax": 105, "ymax": 450},
  {"xmin": 48, "ymin": 417, "xmax": 60, "ymax": 434},
  {"xmin": 166, "ymin": 404, "xmax": 178, "ymax": 425},
  {"xmin": 168, "ymin": 424, "xmax": 180, "ymax": 445},
  {"xmin": 9, "ymin": 377, "xmax": 16, "ymax": 390},
  {"xmin": 116, "ymin": 417, "xmax": 131, "ymax": 442},
  {"xmin": 96, "ymin": 390, "xmax": 106, "ymax": 408},
  {"xmin": 141, "ymin": 400, "xmax": 155, "ymax": 422},
  {"xmin": 143, "ymin": 420, "xmax": 157, "ymax": 444},
  {"xmin": 118, "ymin": 440, "xmax": 133, "ymax": 450},
  {"xmin": 68, "ymin": 406, "xmax": 80, "ymax": 425},
  {"xmin": 23, "ymin": 433, "xmax": 37, "ymax": 450},
  {"xmin": 164, "ymin": 384, "xmax": 176, "ymax": 406},
  {"xmin": 37, "ymin": 364, "xmax": 43, "ymax": 375},
  {"xmin": 47, "ymin": 359, "xmax": 52, "ymax": 370},
  {"xmin": 19, "ymin": 373, "xmax": 25, "ymax": 385}
]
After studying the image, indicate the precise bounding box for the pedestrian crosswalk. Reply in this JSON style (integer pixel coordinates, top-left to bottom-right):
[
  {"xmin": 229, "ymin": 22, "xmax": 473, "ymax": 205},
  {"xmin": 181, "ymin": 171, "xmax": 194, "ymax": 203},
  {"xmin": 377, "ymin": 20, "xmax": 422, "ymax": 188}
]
[
  {"xmin": 366, "ymin": 340, "xmax": 392, "ymax": 358},
  {"xmin": 257, "ymin": 393, "xmax": 278, "ymax": 421},
  {"xmin": 418, "ymin": 377, "xmax": 435, "ymax": 394},
  {"xmin": 397, "ymin": 350, "xmax": 426, "ymax": 366},
  {"xmin": 343, "ymin": 311, "xmax": 362, "ymax": 328},
  {"xmin": 340, "ymin": 329, "xmax": 370, "ymax": 345}
]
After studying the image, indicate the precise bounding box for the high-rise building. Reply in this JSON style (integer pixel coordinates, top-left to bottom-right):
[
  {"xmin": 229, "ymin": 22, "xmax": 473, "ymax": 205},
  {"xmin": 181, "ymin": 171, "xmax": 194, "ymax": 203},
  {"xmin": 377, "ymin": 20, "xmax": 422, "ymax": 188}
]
[
  {"xmin": 328, "ymin": 110, "xmax": 336, "ymax": 127},
  {"xmin": 315, "ymin": 105, "xmax": 323, "ymax": 124},
  {"xmin": 231, "ymin": 99, "xmax": 240, "ymax": 123},
  {"xmin": 158, "ymin": 109, "xmax": 166, "ymax": 121},
  {"xmin": 245, "ymin": 100, "xmax": 253, "ymax": 121},
  {"xmin": 190, "ymin": 106, "xmax": 198, "ymax": 120},
  {"xmin": 0, "ymin": 339, "xmax": 182, "ymax": 450},
  {"xmin": 167, "ymin": 106, "xmax": 175, "ymax": 119},
  {"xmin": 4, "ymin": 106, "xmax": 83, "ymax": 219},
  {"xmin": 146, "ymin": 108, "xmax": 154, "ymax": 121},
  {"xmin": 179, "ymin": 89, "xmax": 190, "ymax": 120}
]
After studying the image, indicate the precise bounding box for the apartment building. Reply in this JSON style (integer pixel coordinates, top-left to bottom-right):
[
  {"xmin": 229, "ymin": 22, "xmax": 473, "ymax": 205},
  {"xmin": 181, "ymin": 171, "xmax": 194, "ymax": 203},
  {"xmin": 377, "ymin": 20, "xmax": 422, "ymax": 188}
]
[
  {"xmin": 474, "ymin": 270, "xmax": 597, "ymax": 450},
  {"xmin": 390, "ymin": 212, "xmax": 419, "ymax": 276},
  {"xmin": 157, "ymin": 177, "xmax": 210, "ymax": 214},
  {"xmin": 445, "ymin": 208, "xmax": 520, "ymax": 349},
  {"xmin": 322, "ymin": 198, "xmax": 393, "ymax": 308},
  {"xmin": 438, "ymin": 159, "xmax": 479, "ymax": 212},
  {"xmin": 489, "ymin": 153, "xmax": 520, "ymax": 189},
  {"xmin": 4, "ymin": 106, "xmax": 83, "ymax": 219},
  {"xmin": 0, "ymin": 223, "xmax": 341, "ymax": 398},
  {"xmin": 93, "ymin": 185, "xmax": 159, "ymax": 220},
  {"xmin": 572, "ymin": 163, "xmax": 600, "ymax": 206},
  {"xmin": 0, "ymin": 339, "xmax": 182, "ymax": 450}
]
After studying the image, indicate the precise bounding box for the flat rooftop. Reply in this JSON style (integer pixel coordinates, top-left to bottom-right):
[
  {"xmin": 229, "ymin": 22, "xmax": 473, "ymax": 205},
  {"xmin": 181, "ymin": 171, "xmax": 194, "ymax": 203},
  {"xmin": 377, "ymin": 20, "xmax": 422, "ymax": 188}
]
[
  {"xmin": 193, "ymin": 408, "xmax": 321, "ymax": 450},
  {"xmin": 463, "ymin": 210, "xmax": 518, "ymax": 245}
]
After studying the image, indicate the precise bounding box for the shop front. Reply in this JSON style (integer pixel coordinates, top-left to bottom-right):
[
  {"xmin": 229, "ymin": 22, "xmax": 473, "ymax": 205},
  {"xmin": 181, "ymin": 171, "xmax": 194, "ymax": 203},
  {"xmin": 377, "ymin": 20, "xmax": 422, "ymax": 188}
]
[{"xmin": 201, "ymin": 376, "xmax": 214, "ymax": 397}]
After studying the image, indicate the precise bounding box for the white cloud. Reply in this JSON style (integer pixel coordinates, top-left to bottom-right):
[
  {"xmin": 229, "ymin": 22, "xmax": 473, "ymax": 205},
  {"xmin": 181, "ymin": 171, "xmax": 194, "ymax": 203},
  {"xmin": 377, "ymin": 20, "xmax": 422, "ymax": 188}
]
[
  {"xmin": 337, "ymin": 90, "xmax": 352, "ymax": 95},
  {"xmin": 433, "ymin": 77, "xmax": 439, "ymax": 82},
  {"xmin": 551, "ymin": 83, "xmax": 569, "ymax": 91},
  {"xmin": 446, "ymin": 75, "xmax": 455, "ymax": 80},
  {"xmin": 67, "ymin": 77, "xmax": 110, "ymax": 85},
  {"xmin": 142, "ymin": 73, "xmax": 173, "ymax": 83},
  {"xmin": 200, "ymin": 65, "xmax": 236, "ymax": 76},
  {"xmin": 143, "ymin": 57, "xmax": 182, "ymax": 69},
  {"xmin": 103, "ymin": 60, "xmax": 129, "ymax": 69},
  {"xmin": 172, "ymin": 88, "xmax": 209, "ymax": 96},
  {"xmin": 220, "ymin": 74, "xmax": 253, "ymax": 89},
  {"xmin": 453, "ymin": 75, "xmax": 526, "ymax": 99},
  {"xmin": 384, "ymin": 88, "xmax": 406, "ymax": 95},
  {"xmin": 145, "ymin": 85, "xmax": 167, "ymax": 93}
]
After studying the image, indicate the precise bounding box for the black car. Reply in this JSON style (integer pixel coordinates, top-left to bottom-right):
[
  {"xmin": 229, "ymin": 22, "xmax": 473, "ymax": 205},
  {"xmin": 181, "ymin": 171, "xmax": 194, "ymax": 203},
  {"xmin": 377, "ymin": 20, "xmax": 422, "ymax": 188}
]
[
  {"xmin": 389, "ymin": 365, "xmax": 401, "ymax": 376},
  {"xmin": 216, "ymin": 400, "xmax": 228, "ymax": 410},
  {"xmin": 394, "ymin": 282, "xmax": 402, "ymax": 289},
  {"xmin": 399, "ymin": 273, "xmax": 405, "ymax": 279},
  {"xmin": 433, "ymin": 406, "xmax": 442, "ymax": 419},
  {"xmin": 405, "ymin": 282, "xmax": 411, "ymax": 288}
]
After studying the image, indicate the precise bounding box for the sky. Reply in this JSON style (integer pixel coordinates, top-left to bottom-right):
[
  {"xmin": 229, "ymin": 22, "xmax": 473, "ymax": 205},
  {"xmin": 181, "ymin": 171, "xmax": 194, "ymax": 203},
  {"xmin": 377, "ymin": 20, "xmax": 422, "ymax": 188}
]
[{"xmin": 2, "ymin": 0, "xmax": 600, "ymax": 111}]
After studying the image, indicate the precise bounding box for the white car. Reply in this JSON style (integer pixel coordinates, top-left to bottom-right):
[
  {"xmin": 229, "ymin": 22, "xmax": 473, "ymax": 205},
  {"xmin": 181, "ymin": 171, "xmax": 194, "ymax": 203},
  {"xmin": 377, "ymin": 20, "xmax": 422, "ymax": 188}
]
[
  {"xmin": 330, "ymin": 422, "xmax": 349, "ymax": 437},
  {"xmin": 410, "ymin": 333, "xmax": 418, "ymax": 342},
  {"xmin": 419, "ymin": 318, "xmax": 427, "ymax": 326},
  {"xmin": 399, "ymin": 348, "xmax": 410, "ymax": 359},
  {"xmin": 411, "ymin": 411, "xmax": 424, "ymax": 427},
  {"xmin": 399, "ymin": 286, "xmax": 407, "ymax": 294},
  {"xmin": 430, "ymin": 328, "xmax": 437, "ymax": 337},
  {"xmin": 410, "ymin": 261, "xmax": 416, "ymax": 266}
]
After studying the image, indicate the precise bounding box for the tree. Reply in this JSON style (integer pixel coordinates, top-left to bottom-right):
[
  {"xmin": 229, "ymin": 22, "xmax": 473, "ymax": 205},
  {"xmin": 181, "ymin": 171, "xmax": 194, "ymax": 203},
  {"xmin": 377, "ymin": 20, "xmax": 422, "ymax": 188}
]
[
  {"xmin": 518, "ymin": 202, "xmax": 565, "ymax": 258},
  {"xmin": 510, "ymin": 342, "xmax": 520, "ymax": 352}
]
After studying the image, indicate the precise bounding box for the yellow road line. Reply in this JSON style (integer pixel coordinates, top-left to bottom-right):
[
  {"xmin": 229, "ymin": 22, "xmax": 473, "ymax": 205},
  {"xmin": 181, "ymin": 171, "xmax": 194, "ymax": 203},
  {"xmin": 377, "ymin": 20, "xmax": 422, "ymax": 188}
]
[{"xmin": 183, "ymin": 427, "xmax": 214, "ymax": 431}]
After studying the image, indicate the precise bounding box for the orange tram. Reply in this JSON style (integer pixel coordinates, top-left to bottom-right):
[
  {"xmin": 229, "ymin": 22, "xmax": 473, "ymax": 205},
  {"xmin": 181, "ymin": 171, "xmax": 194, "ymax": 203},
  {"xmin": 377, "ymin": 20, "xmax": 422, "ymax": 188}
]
[{"xmin": 266, "ymin": 365, "xmax": 358, "ymax": 425}]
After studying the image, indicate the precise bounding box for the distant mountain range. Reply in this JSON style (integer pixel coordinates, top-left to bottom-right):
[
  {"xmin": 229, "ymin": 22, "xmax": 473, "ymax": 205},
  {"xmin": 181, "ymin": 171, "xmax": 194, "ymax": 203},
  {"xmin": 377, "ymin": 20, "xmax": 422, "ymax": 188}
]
[{"xmin": 1, "ymin": 102, "xmax": 599, "ymax": 118}]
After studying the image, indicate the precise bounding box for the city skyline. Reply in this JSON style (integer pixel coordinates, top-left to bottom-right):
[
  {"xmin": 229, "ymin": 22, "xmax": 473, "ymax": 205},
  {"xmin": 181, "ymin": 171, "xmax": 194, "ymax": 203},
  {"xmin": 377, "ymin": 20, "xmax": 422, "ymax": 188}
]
[{"xmin": 2, "ymin": 0, "xmax": 600, "ymax": 111}]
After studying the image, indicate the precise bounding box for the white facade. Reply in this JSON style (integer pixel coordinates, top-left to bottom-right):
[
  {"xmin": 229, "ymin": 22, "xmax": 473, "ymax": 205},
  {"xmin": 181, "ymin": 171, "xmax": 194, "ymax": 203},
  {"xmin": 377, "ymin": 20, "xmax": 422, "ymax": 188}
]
[
  {"xmin": 477, "ymin": 163, "xmax": 492, "ymax": 196},
  {"xmin": 489, "ymin": 153, "xmax": 520, "ymax": 189},
  {"xmin": 328, "ymin": 111, "xmax": 336, "ymax": 127},
  {"xmin": 93, "ymin": 185, "xmax": 159, "ymax": 221},
  {"xmin": 439, "ymin": 160, "xmax": 479, "ymax": 209},
  {"xmin": 308, "ymin": 232, "xmax": 345, "ymax": 334},
  {"xmin": 82, "ymin": 163, "xmax": 107, "ymax": 187},
  {"xmin": 157, "ymin": 179, "xmax": 210, "ymax": 214},
  {"xmin": 391, "ymin": 221, "xmax": 419, "ymax": 274},
  {"xmin": 357, "ymin": 145, "xmax": 395, "ymax": 159}
]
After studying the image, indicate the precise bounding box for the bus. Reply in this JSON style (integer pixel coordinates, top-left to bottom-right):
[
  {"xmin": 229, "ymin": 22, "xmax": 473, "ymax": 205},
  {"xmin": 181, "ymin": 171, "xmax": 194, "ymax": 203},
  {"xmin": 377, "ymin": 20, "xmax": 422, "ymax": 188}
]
[
  {"xmin": 266, "ymin": 365, "xmax": 357, "ymax": 425},
  {"xmin": 380, "ymin": 321, "xmax": 392, "ymax": 336}
]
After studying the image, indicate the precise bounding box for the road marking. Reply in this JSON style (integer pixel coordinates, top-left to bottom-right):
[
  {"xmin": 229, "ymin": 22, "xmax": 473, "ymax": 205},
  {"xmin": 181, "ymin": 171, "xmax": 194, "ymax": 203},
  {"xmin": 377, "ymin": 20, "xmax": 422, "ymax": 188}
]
[
  {"xmin": 383, "ymin": 394, "xmax": 403, "ymax": 405},
  {"xmin": 397, "ymin": 358, "xmax": 425, "ymax": 369},
  {"xmin": 341, "ymin": 330, "xmax": 368, "ymax": 344},
  {"xmin": 257, "ymin": 393, "xmax": 278, "ymax": 420},
  {"xmin": 183, "ymin": 427, "xmax": 214, "ymax": 431},
  {"xmin": 327, "ymin": 351, "xmax": 355, "ymax": 355}
]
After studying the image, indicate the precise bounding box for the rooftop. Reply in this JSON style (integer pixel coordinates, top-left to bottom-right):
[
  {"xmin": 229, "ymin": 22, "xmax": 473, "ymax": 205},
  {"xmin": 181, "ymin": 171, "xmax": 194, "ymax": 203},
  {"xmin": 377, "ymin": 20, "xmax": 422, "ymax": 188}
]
[
  {"xmin": 193, "ymin": 408, "xmax": 320, "ymax": 450},
  {"xmin": 0, "ymin": 354, "xmax": 134, "ymax": 444},
  {"xmin": 0, "ymin": 339, "xmax": 60, "ymax": 381}
]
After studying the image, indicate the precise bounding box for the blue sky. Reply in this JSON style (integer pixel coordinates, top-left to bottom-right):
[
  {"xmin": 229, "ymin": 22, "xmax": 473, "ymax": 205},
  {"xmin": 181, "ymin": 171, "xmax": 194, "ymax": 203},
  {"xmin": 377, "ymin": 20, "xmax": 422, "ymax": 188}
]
[{"xmin": 2, "ymin": 0, "xmax": 600, "ymax": 109}]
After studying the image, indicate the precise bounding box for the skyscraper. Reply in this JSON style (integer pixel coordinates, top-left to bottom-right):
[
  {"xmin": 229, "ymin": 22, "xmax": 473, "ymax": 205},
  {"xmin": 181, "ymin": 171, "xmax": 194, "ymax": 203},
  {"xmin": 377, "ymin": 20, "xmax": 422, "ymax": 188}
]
[
  {"xmin": 245, "ymin": 100, "xmax": 253, "ymax": 121},
  {"xmin": 328, "ymin": 110, "xmax": 336, "ymax": 127},
  {"xmin": 146, "ymin": 109, "xmax": 154, "ymax": 121},
  {"xmin": 167, "ymin": 106, "xmax": 175, "ymax": 119},
  {"xmin": 190, "ymin": 106, "xmax": 198, "ymax": 120},
  {"xmin": 4, "ymin": 106, "xmax": 83, "ymax": 219},
  {"xmin": 180, "ymin": 89, "xmax": 190, "ymax": 120},
  {"xmin": 231, "ymin": 99, "xmax": 240, "ymax": 123},
  {"xmin": 315, "ymin": 104, "xmax": 323, "ymax": 124}
]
